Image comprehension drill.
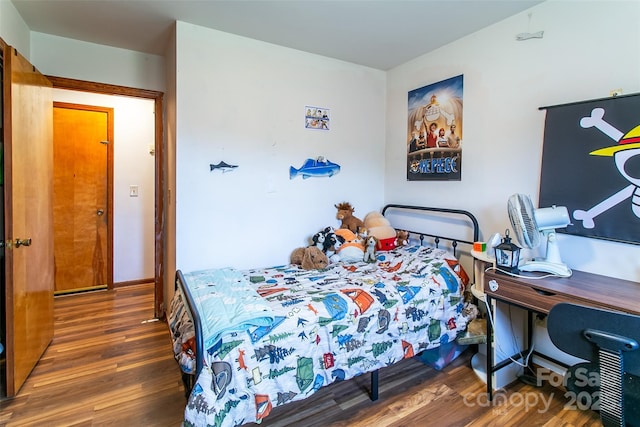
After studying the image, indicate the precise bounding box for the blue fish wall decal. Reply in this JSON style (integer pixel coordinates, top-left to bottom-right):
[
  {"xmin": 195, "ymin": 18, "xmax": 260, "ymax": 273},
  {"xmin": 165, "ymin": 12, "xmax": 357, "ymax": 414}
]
[{"xmin": 290, "ymin": 156, "xmax": 340, "ymax": 179}]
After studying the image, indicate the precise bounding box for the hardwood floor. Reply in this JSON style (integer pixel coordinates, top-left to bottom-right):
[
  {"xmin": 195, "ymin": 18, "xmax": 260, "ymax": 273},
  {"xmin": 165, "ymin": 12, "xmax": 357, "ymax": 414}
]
[
  {"xmin": 0, "ymin": 283, "xmax": 602, "ymax": 426},
  {"xmin": 0, "ymin": 284, "xmax": 185, "ymax": 426},
  {"xmin": 259, "ymin": 352, "xmax": 602, "ymax": 427}
]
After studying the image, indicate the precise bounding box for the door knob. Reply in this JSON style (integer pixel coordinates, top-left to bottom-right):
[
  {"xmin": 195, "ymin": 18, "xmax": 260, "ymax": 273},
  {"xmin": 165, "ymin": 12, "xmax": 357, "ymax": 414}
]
[
  {"xmin": 97, "ymin": 209, "xmax": 104, "ymax": 216},
  {"xmin": 15, "ymin": 238, "xmax": 31, "ymax": 247}
]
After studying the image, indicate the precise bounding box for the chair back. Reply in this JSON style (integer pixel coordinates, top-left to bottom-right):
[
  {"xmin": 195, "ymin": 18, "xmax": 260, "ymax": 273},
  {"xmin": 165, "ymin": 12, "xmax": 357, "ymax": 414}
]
[{"xmin": 548, "ymin": 303, "xmax": 640, "ymax": 427}]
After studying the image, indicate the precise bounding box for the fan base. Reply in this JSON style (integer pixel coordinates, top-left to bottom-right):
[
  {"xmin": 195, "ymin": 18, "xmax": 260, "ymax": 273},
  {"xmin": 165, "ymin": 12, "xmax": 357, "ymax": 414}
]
[{"xmin": 519, "ymin": 260, "xmax": 572, "ymax": 277}]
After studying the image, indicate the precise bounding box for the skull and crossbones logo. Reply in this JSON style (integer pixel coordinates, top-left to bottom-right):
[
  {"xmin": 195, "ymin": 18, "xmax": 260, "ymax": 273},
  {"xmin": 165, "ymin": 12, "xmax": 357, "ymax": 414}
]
[{"xmin": 573, "ymin": 108, "xmax": 640, "ymax": 228}]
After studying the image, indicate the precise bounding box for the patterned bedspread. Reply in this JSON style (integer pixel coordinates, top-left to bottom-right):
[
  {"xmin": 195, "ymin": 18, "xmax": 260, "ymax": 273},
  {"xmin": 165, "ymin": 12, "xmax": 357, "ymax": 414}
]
[{"xmin": 169, "ymin": 245, "xmax": 470, "ymax": 427}]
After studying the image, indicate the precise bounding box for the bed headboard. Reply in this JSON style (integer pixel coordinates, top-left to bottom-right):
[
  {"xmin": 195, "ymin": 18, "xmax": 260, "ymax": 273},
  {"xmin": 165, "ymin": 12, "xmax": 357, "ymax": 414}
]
[
  {"xmin": 381, "ymin": 204, "xmax": 480, "ymax": 286},
  {"xmin": 381, "ymin": 204, "xmax": 479, "ymax": 256}
]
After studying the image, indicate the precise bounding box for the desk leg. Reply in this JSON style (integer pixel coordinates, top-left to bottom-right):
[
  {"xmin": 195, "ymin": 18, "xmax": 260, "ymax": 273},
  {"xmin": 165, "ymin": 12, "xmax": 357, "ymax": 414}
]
[
  {"xmin": 525, "ymin": 311, "xmax": 533, "ymax": 379},
  {"xmin": 527, "ymin": 312, "xmax": 532, "ymax": 350},
  {"xmin": 486, "ymin": 295, "xmax": 493, "ymax": 401}
]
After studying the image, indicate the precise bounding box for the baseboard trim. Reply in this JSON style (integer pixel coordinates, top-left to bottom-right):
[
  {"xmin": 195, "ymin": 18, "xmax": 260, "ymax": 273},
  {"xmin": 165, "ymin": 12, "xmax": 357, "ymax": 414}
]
[
  {"xmin": 54, "ymin": 284, "xmax": 108, "ymax": 296},
  {"xmin": 114, "ymin": 278, "xmax": 154, "ymax": 288}
]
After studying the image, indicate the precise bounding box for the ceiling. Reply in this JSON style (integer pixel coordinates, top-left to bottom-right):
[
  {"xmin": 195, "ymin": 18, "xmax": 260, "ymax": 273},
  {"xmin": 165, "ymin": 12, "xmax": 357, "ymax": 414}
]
[{"xmin": 11, "ymin": 0, "xmax": 543, "ymax": 71}]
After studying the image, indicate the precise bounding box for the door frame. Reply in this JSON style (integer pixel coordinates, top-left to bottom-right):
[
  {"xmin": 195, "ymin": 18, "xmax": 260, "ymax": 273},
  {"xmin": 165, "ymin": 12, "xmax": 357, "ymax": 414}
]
[
  {"xmin": 53, "ymin": 102, "xmax": 114, "ymax": 293},
  {"xmin": 47, "ymin": 76, "xmax": 165, "ymax": 318}
]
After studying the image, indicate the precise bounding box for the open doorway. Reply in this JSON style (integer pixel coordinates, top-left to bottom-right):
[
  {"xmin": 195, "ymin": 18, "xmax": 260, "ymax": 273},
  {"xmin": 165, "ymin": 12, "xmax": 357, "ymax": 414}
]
[{"xmin": 47, "ymin": 76, "xmax": 165, "ymax": 318}]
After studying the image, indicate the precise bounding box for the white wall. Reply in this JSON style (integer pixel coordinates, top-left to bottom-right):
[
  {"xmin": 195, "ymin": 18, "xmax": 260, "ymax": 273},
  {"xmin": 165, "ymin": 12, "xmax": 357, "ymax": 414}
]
[
  {"xmin": 0, "ymin": 0, "xmax": 30, "ymax": 57},
  {"xmin": 386, "ymin": 0, "xmax": 640, "ymax": 282},
  {"xmin": 385, "ymin": 0, "xmax": 640, "ymax": 370},
  {"xmin": 30, "ymin": 32, "xmax": 165, "ymax": 92},
  {"xmin": 6, "ymin": 0, "xmax": 639, "ymax": 324},
  {"xmin": 52, "ymin": 89, "xmax": 156, "ymax": 283},
  {"xmin": 175, "ymin": 22, "xmax": 386, "ymax": 272}
]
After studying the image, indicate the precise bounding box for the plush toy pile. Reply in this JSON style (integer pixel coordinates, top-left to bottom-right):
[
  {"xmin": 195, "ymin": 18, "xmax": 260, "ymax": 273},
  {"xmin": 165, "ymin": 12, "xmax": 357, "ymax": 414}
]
[{"xmin": 291, "ymin": 202, "xmax": 414, "ymax": 268}]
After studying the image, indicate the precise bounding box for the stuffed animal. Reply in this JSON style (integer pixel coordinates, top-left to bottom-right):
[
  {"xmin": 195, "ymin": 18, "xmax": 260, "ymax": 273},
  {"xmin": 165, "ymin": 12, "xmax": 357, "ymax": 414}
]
[
  {"xmin": 356, "ymin": 227, "xmax": 369, "ymax": 243},
  {"xmin": 326, "ymin": 229, "xmax": 345, "ymax": 263},
  {"xmin": 363, "ymin": 211, "xmax": 397, "ymax": 251},
  {"xmin": 461, "ymin": 301, "xmax": 479, "ymax": 321},
  {"xmin": 311, "ymin": 231, "xmax": 326, "ymax": 251},
  {"xmin": 323, "ymin": 232, "xmax": 340, "ymax": 259},
  {"xmin": 290, "ymin": 247, "xmax": 306, "ymax": 265},
  {"xmin": 335, "ymin": 202, "xmax": 364, "ymax": 233},
  {"xmin": 290, "ymin": 246, "xmax": 329, "ymax": 270},
  {"xmin": 334, "ymin": 228, "xmax": 364, "ymax": 263},
  {"xmin": 396, "ymin": 229, "xmax": 410, "ymax": 246},
  {"xmin": 363, "ymin": 235, "xmax": 378, "ymax": 263},
  {"xmin": 466, "ymin": 318, "xmax": 486, "ymax": 336}
]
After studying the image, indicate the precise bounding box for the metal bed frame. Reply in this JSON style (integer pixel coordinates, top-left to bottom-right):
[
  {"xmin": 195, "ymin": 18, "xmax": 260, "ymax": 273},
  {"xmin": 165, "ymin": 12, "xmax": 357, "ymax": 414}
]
[{"xmin": 174, "ymin": 204, "xmax": 479, "ymax": 399}]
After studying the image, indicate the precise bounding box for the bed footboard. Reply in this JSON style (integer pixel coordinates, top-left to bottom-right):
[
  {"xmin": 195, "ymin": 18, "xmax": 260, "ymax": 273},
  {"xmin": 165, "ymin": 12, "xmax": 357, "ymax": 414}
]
[{"xmin": 174, "ymin": 270, "xmax": 203, "ymax": 396}]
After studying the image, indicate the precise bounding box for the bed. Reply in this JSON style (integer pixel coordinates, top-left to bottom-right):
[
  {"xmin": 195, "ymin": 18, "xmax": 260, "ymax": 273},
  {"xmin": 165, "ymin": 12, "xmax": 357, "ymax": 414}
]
[{"xmin": 168, "ymin": 204, "xmax": 479, "ymax": 427}]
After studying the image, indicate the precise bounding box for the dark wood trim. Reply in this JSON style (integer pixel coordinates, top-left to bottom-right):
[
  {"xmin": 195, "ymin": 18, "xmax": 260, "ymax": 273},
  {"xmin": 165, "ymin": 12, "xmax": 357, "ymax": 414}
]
[
  {"xmin": 46, "ymin": 76, "xmax": 161, "ymax": 100},
  {"xmin": 47, "ymin": 76, "xmax": 166, "ymax": 318},
  {"xmin": 154, "ymin": 96, "xmax": 164, "ymax": 318}
]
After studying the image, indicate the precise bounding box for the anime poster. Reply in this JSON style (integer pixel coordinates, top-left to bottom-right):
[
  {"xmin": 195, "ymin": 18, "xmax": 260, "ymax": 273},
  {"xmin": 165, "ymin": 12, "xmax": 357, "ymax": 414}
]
[
  {"xmin": 539, "ymin": 93, "xmax": 640, "ymax": 244},
  {"xmin": 406, "ymin": 75, "xmax": 463, "ymax": 181},
  {"xmin": 305, "ymin": 106, "xmax": 330, "ymax": 130}
]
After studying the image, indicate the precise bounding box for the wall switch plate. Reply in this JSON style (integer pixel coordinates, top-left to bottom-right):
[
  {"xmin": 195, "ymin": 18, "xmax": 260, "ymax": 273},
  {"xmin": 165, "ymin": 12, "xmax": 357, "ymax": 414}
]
[{"xmin": 129, "ymin": 185, "xmax": 139, "ymax": 197}]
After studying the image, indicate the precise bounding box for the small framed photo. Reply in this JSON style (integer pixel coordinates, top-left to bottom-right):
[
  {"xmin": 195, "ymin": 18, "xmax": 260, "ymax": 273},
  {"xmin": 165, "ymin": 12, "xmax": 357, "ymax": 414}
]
[{"xmin": 305, "ymin": 106, "xmax": 330, "ymax": 131}]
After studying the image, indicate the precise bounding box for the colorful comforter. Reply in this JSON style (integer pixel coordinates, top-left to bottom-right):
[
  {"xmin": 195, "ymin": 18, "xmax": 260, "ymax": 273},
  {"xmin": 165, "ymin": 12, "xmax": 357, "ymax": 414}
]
[{"xmin": 169, "ymin": 245, "xmax": 470, "ymax": 427}]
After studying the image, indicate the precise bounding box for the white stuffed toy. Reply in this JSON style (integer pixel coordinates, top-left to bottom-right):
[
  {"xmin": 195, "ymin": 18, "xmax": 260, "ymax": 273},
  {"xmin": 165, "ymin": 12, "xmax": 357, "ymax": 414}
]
[
  {"xmin": 363, "ymin": 235, "xmax": 378, "ymax": 263},
  {"xmin": 334, "ymin": 228, "xmax": 365, "ymax": 263}
]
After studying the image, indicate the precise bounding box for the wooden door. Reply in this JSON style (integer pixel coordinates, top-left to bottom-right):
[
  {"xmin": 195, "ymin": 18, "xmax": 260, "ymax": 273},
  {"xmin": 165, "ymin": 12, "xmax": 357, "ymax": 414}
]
[
  {"xmin": 3, "ymin": 44, "xmax": 54, "ymax": 397},
  {"xmin": 53, "ymin": 103, "xmax": 112, "ymax": 294}
]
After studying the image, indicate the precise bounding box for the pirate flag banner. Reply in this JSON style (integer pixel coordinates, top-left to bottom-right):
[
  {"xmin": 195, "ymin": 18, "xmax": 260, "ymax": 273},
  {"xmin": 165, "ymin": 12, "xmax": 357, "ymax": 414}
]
[{"xmin": 539, "ymin": 92, "xmax": 640, "ymax": 245}]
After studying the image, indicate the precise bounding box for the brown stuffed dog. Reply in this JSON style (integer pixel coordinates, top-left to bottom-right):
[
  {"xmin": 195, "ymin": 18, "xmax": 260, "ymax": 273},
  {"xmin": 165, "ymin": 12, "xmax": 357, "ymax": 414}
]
[{"xmin": 290, "ymin": 246, "xmax": 329, "ymax": 270}]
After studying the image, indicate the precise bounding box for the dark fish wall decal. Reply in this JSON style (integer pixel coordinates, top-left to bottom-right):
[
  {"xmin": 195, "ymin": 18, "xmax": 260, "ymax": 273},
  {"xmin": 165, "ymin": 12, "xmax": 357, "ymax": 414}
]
[{"xmin": 210, "ymin": 161, "xmax": 238, "ymax": 173}]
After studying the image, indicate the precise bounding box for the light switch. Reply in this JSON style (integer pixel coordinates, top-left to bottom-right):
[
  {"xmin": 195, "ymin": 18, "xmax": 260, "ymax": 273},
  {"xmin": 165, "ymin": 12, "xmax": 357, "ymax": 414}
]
[{"xmin": 130, "ymin": 185, "xmax": 139, "ymax": 197}]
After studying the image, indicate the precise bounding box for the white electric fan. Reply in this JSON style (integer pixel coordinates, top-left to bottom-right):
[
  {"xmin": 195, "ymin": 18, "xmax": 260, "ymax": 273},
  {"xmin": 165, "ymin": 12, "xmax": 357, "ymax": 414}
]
[{"xmin": 507, "ymin": 193, "xmax": 572, "ymax": 277}]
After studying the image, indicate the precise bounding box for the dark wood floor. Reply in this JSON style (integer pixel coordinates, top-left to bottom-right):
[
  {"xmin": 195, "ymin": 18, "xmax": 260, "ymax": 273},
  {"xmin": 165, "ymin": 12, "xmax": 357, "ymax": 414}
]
[{"xmin": 0, "ymin": 283, "xmax": 602, "ymax": 426}]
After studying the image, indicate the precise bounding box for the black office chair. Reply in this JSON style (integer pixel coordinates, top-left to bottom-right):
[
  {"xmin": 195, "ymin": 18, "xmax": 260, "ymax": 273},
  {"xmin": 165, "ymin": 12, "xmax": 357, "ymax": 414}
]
[{"xmin": 547, "ymin": 303, "xmax": 640, "ymax": 427}]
